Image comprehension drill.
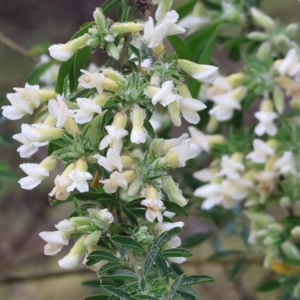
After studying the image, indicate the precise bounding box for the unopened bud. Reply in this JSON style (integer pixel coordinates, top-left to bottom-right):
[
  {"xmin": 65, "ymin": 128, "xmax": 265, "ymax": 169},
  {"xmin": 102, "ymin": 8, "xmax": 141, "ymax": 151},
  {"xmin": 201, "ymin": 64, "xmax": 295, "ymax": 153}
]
[
  {"xmin": 127, "ymin": 177, "xmax": 142, "ymax": 197},
  {"xmin": 93, "ymin": 8, "xmax": 106, "ymax": 29},
  {"xmin": 168, "ymin": 101, "xmax": 181, "ymax": 126},
  {"xmin": 39, "ymin": 90, "xmax": 57, "ymax": 103},
  {"xmin": 84, "ymin": 230, "xmax": 101, "ymax": 246},
  {"xmin": 291, "ymin": 226, "xmax": 300, "ymax": 237},
  {"xmin": 64, "ymin": 116, "xmax": 80, "ymax": 137},
  {"xmin": 273, "ymin": 34, "xmax": 289, "ymax": 47},
  {"xmin": 273, "ymin": 86, "xmax": 285, "ymax": 114},
  {"xmin": 247, "ymin": 32, "xmax": 268, "ymax": 42},
  {"xmin": 256, "ymin": 42, "xmax": 271, "ymax": 61},
  {"xmin": 281, "ymin": 241, "xmax": 300, "ymax": 260},
  {"xmin": 207, "ymin": 116, "xmax": 219, "ymax": 133},
  {"xmin": 107, "ymin": 42, "xmax": 120, "ymax": 60},
  {"xmin": 162, "ymin": 176, "xmax": 188, "ymax": 207},
  {"xmin": 109, "ymin": 22, "xmax": 144, "ymax": 36},
  {"xmin": 226, "ymin": 73, "xmax": 245, "ymax": 87},
  {"xmin": 250, "ymin": 7, "xmax": 275, "ymax": 30},
  {"xmin": 113, "ymin": 112, "xmax": 127, "ymax": 129},
  {"xmin": 102, "ymin": 78, "xmax": 119, "ymax": 91},
  {"xmin": 285, "ymin": 23, "xmax": 299, "ymax": 38},
  {"xmin": 102, "ymin": 68, "xmax": 126, "ymax": 83},
  {"xmin": 40, "ymin": 155, "xmax": 57, "ymax": 171}
]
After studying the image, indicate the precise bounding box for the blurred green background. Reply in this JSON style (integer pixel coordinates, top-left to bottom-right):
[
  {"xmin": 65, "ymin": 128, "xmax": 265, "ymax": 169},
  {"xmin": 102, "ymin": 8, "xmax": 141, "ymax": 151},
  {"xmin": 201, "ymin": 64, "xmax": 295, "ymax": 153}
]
[{"xmin": 0, "ymin": 0, "xmax": 299, "ymax": 299}]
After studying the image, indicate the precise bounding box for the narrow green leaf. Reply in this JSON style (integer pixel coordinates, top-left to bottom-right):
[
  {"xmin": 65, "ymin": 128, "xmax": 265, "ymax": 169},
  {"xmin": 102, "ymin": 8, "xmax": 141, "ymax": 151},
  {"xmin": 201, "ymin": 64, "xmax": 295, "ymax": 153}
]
[
  {"xmin": 86, "ymin": 250, "xmax": 119, "ymax": 265},
  {"xmin": 153, "ymin": 227, "xmax": 182, "ymax": 248},
  {"xmin": 176, "ymin": 290, "xmax": 198, "ymax": 300},
  {"xmin": 155, "ymin": 252, "xmax": 169, "ymax": 283},
  {"xmin": 121, "ymin": 6, "xmax": 131, "ymax": 22},
  {"xmin": 111, "ymin": 236, "xmax": 146, "ymax": 253},
  {"xmin": 84, "ymin": 295, "xmax": 109, "ymax": 300},
  {"xmin": 0, "ymin": 133, "xmax": 12, "ymax": 146},
  {"xmin": 169, "ymin": 274, "xmax": 185, "ymax": 300},
  {"xmin": 182, "ymin": 232, "xmax": 213, "ymax": 248},
  {"xmin": 121, "ymin": 205, "xmax": 138, "ymax": 226},
  {"xmin": 168, "ymin": 36, "xmax": 191, "ymax": 60},
  {"xmin": 176, "ymin": 0, "xmax": 198, "ymax": 20},
  {"xmin": 82, "ymin": 280, "xmax": 101, "ymax": 288},
  {"xmin": 102, "ymin": 0, "xmax": 122, "ymax": 15},
  {"xmin": 163, "ymin": 200, "xmax": 188, "ymax": 216},
  {"xmin": 143, "ymin": 246, "xmax": 160, "ymax": 275},
  {"xmin": 229, "ymin": 257, "xmax": 247, "ymax": 282},
  {"xmin": 129, "ymin": 44, "xmax": 141, "ymax": 59},
  {"xmin": 71, "ymin": 21, "xmax": 95, "ymax": 40},
  {"xmin": 143, "ymin": 119, "xmax": 155, "ymax": 139},
  {"xmin": 102, "ymin": 269, "xmax": 139, "ymax": 280},
  {"xmin": 26, "ymin": 61, "xmax": 55, "ymax": 84},
  {"xmin": 69, "ymin": 46, "xmax": 91, "ymax": 92},
  {"xmin": 74, "ymin": 198, "xmax": 84, "ymax": 216},
  {"xmin": 55, "ymin": 56, "xmax": 74, "ymax": 94},
  {"xmin": 161, "ymin": 248, "xmax": 193, "ymax": 258},
  {"xmin": 101, "ymin": 285, "xmax": 132, "ymax": 300},
  {"xmin": 132, "ymin": 295, "xmax": 157, "ymax": 300},
  {"xmin": 98, "ymin": 262, "xmax": 121, "ymax": 276},
  {"xmin": 180, "ymin": 275, "xmax": 214, "ymax": 286},
  {"xmin": 49, "ymin": 195, "xmax": 74, "ymax": 206},
  {"xmin": 256, "ymin": 280, "xmax": 281, "ymax": 293}
]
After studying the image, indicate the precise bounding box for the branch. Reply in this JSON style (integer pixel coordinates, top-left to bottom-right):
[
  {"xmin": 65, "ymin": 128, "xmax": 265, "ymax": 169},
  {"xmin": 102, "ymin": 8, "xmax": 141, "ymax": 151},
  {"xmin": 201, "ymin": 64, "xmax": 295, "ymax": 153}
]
[
  {"xmin": 0, "ymin": 31, "xmax": 28, "ymax": 56},
  {"xmin": 0, "ymin": 269, "xmax": 92, "ymax": 285}
]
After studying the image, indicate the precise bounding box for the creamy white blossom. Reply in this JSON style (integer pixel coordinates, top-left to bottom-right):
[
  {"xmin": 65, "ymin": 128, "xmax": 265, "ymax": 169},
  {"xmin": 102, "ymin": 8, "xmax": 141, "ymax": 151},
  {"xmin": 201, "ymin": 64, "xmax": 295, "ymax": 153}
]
[
  {"xmin": 254, "ymin": 111, "xmax": 278, "ymax": 136},
  {"xmin": 144, "ymin": 11, "xmax": 185, "ymax": 48},
  {"xmin": 67, "ymin": 170, "xmax": 93, "ymax": 193},
  {"xmin": 246, "ymin": 139, "xmax": 275, "ymax": 163},
  {"xmin": 152, "ymin": 81, "xmax": 179, "ymax": 106},
  {"xmin": 2, "ymin": 83, "xmax": 40, "ymax": 120},
  {"xmin": 48, "ymin": 95, "xmax": 73, "ymax": 128},
  {"xmin": 78, "ymin": 69, "xmax": 105, "ymax": 94},
  {"xmin": 39, "ymin": 230, "xmax": 70, "ymax": 256},
  {"xmin": 130, "ymin": 105, "xmax": 147, "ymax": 144},
  {"xmin": 19, "ymin": 164, "xmax": 49, "ymax": 190},
  {"xmin": 273, "ymin": 151, "xmax": 296, "ymax": 175},
  {"xmin": 218, "ymin": 154, "xmax": 245, "ymax": 180},
  {"xmin": 93, "ymin": 148, "xmax": 123, "ymax": 172},
  {"xmin": 73, "ymin": 97, "xmax": 102, "ymax": 124}
]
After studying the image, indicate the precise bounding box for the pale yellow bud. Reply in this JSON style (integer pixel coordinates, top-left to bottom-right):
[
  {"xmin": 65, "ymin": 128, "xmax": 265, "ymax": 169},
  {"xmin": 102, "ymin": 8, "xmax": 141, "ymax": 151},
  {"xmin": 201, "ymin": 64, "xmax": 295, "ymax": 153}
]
[
  {"xmin": 176, "ymin": 82, "xmax": 191, "ymax": 98},
  {"xmin": 260, "ymin": 98, "xmax": 274, "ymax": 112},
  {"xmin": 109, "ymin": 22, "xmax": 144, "ymax": 35},
  {"xmin": 121, "ymin": 156, "xmax": 134, "ymax": 168},
  {"xmin": 144, "ymin": 85, "xmax": 159, "ymax": 98},
  {"xmin": 113, "ymin": 112, "xmax": 127, "ymax": 129},
  {"xmin": 145, "ymin": 185, "xmax": 159, "ymax": 199},
  {"xmin": 256, "ymin": 42, "xmax": 271, "ymax": 61},
  {"xmin": 285, "ymin": 23, "xmax": 299, "ymax": 38},
  {"xmin": 93, "ymin": 94, "xmax": 109, "ymax": 107},
  {"xmin": 168, "ymin": 101, "xmax": 181, "ymax": 126},
  {"xmin": 122, "ymin": 170, "xmax": 136, "ymax": 184},
  {"xmin": 273, "ymin": 85, "xmax": 285, "ymax": 114},
  {"xmin": 43, "ymin": 115, "xmax": 57, "ymax": 126},
  {"xmin": 206, "ymin": 135, "xmax": 225, "ymax": 147},
  {"xmin": 207, "ymin": 116, "xmax": 219, "ymax": 133},
  {"xmin": 40, "ymin": 155, "xmax": 57, "ymax": 171},
  {"xmin": 226, "ymin": 73, "xmax": 245, "ymax": 87},
  {"xmin": 247, "ymin": 32, "xmax": 268, "ymax": 42},
  {"xmin": 102, "ymin": 78, "xmax": 119, "ymax": 91},
  {"xmin": 102, "ymin": 69, "xmax": 126, "ymax": 83},
  {"xmin": 162, "ymin": 176, "xmax": 188, "ymax": 207},
  {"xmin": 39, "ymin": 90, "xmax": 57, "ymax": 103},
  {"xmin": 75, "ymin": 157, "xmax": 89, "ymax": 172},
  {"xmin": 64, "ymin": 116, "xmax": 80, "ymax": 137},
  {"xmin": 250, "ymin": 7, "xmax": 275, "ymax": 30},
  {"xmin": 152, "ymin": 43, "xmax": 165, "ymax": 56},
  {"xmin": 231, "ymin": 86, "xmax": 247, "ymax": 101}
]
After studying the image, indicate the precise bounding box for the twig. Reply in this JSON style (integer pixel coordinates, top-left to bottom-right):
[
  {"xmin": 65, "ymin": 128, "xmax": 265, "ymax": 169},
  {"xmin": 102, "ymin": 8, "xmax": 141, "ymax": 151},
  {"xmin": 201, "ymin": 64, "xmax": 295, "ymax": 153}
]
[
  {"xmin": 0, "ymin": 269, "xmax": 92, "ymax": 284},
  {"xmin": 0, "ymin": 31, "xmax": 28, "ymax": 56}
]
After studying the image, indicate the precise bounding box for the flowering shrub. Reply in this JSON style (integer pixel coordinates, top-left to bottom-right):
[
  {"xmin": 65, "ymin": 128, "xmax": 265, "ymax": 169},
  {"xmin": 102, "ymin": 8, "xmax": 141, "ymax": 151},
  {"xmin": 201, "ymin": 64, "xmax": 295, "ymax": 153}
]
[{"xmin": 3, "ymin": 0, "xmax": 300, "ymax": 299}]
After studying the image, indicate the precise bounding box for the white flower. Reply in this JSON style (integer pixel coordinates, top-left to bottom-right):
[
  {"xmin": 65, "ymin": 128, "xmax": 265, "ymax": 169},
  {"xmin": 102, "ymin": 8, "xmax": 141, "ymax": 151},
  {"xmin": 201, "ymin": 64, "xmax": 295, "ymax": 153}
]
[
  {"xmin": 255, "ymin": 170, "xmax": 278, "ymax": 192},
  {"xmin": 141, "ymin": 185, "xmax": 165, "ymax": 222},
  {"xmin": 58, "ymin": 235, "xmax": 86, "ymax": 269},
  {"xmin": 254, "ymin": 111, "xmax": 278, "ymax": 136},
  {"xmin": 13, "ymin": 132, "xmax": 48, "ymax": 158},
  {"xmin": 99, "ymin": 112, "xmax": 128, "ymax": 153},
  {"xmin": 218, "ymin": 155, "xmax": 245, "ymax": 179},
  {"xmin": 18, "ymin": 163, "xmax": 49, "ymax": 190},
  {"xmin": 277, "ymin": 49, "xmax": 300, "ymax": 76},
  {"xmin": 67, "ymin": 170, "xmax": 93, "ymax": 193},
  {"xmin": 209, "ymin": 87, "xmax": 246, "ymax": 121},
  {"xmin": 20, "ymin": 123, "xmax": 64, "ymax": 143},
  {"xmin": 39, "ymin": 230, "xmax": 70, "ymax": 256},
  {"xmin": 100, "ymin": 171, "xmax": 129, "ymax": 194},
  {"xmin": 78, "ymin": 69, "xmax": 106, "ymax": 94},
  {"xmin": 179, "ymin": 97, "xmax": 206, "ymax": 124},
  {"xmin": 160, "ymin": 139, "xmax": 200, "ymax": 168},
  {"xmin": 73, "ymin": 97, "xmax": 102, "ymax": 124},
  {"xmin": 93, "ymin": 148, "xmax": 123, "ymax": 172},
  {"xmin": 152, "ymin": 81, "xmax": 179, "ymax": 106},
  {"xmin": 97, "ymin": 208, "xmax": 114, "ymax": 225},
  {"xmin": 55, "ymin": 220, "xmax": 75, "ymax": 233},
  {"xmin": 194, "ymin": 183, "xmax": 222, "ymax": 209},
  {"xmin": 2, "ymin": 83, "xmax": 40, "ymax": 120},
  {"xmin": 144, "ymin": 11, "xmax": 185, "ymax": 48},
  {"xmin": 130, "ymin": 105, "xmax": 147, "ymax": 144},
  {"xmin": 178, "ymin": 59, "xmax": 218, "ymax": 84},
  {"xmin": 48, "ymin": 95, "xmax": 72, "ymax": 128},
  {"xmin": 193, "ymin": 169, "xmax": 214, "ymax": 182},
  {"xmin": 273, "ymin": 152, "xmax": 296, "ymax": 175},
  {"xmin": 188, "ymin": 127, "xmax": 210, "ymax": 152},
  {"xmin": 49, "ymin": 35, "xmax": 88, "ymax": 61},
  {"xmin": 246, "ymin": 139, "xmax": 275, "ymax": 163},
  {"xmin": 49, "ymin": 163, "xmax": 76, "ymax": 200}
]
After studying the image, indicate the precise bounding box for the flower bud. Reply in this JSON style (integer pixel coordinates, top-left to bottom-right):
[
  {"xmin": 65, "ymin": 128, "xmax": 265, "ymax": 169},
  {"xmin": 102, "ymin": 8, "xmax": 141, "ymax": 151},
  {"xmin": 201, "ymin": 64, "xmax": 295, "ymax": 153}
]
[
  {"xmin": 40, "ymin": 155, "xmax": 57, "ymax": 171},
  {"xmin": 49, "ymin": 35, "xmax": 89, "ymax": 62},
  {"xmin": 133, "ymin": 226, "xmax": 154, "ymax": 245},
  {"xmin": 121, "ymin": 155, "xmax": 134, "ymax": 168},
  {"xmin": 102, "ymin": 68, "xmax": 126, "ymax": 83},
  {"xmin": 250, "ymin": 7, "xmax": 275, "ymax": 30},
  {"xmin": 93, "ymin": 8, "xmax": 106, "ymax": 29},
  {"xmin": 39, "ymin": 90, "xmax": 57, "ymax": 103},
  {"xmin": 127, "ymin": 177, "xmax": 143, "ymax": 197},
  {"xmin": 21, "ymin": 123, "xmax": 64, "ymax": 142},
  {"xmin": 285, "ymin": 23, "xmax": 299, "ymax": 38},
  {"xmin": 291, "ymin": 226, "xmax": 300, "ymax": 237},
  {"xmin": 58, "ymin": 235, "xmax": 86, "ymax": 269},
  {"xmin": 84, "ymin": 230, "xmax": 101, "ymax": 246},
  {"xmin": 107, "ymin": 42, "xmax": 120, "ymax": 60},
  {"xmin": 131, "ymin": 105, "xmax": 147, "ymax": 144},
  {"xmin": 113, "ymin": 111, "xmax": 128, "ymax": 129},
  {"xmin": 109, "ymin": 22, "xmax": 144, "ymax": 36},
  {"xmin": 155, "ymin": 0, "xmax": 173, "ymax": 21},
  {"xmin": 152, "ymin": 43, "xmax": 165, "ymax": 56},
  {"xmin": 64, "ymin": 116, "xmax": 80, "ymax": 137},
  {"xmin": 226, "ymin": 73, "xmax": 245, "ymax": 87},
  {"xmin": 281, "ymin": 241, "xmax": 300, "ymax": 260},
  {"xmin": 247, "ymin": 32, "xmax": 268, "ymax": 42},
  {"xmin": 273, "ymin": 86, "xmax": 285, "ymax": 114},
  {"xmin": 256, "ymin": 42, "xmax": 271, "ymax": 61},
  {"xmin": 167, "ymin": 101, "xmax": 181, "ymax": 126},
  {"xmin": 178, "ymin": 59, "xmax": 218, "ymax": 83},
  {"xmin": 162, "ymin": 176, "xmax": 188, "ymax": 207},
  {"xmin": 273, "ymin": 34, "xmax": 289, "ymax": 47},
  {"xmin": 206, "ymin": 116, "xmax": 219, "ymax": 133}
]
